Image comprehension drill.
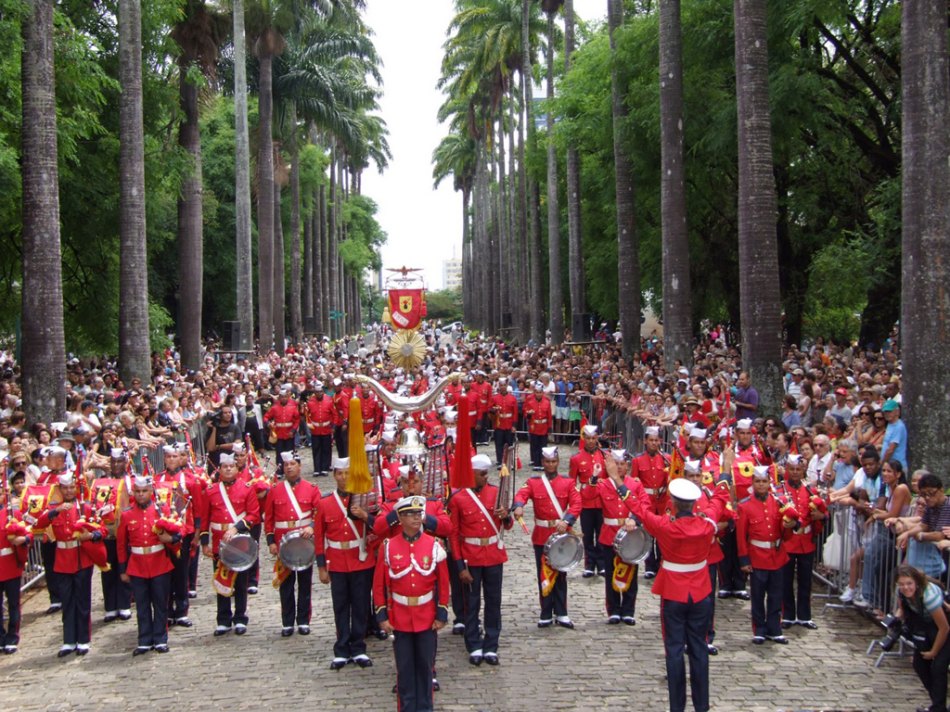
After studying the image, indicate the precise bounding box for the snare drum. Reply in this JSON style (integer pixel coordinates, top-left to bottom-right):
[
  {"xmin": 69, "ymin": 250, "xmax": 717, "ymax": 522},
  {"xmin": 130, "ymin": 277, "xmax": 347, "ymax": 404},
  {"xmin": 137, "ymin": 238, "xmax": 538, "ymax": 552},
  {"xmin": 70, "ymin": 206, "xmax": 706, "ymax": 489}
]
[
  {"xmin": 543, "ymin": 532, "xmax": 584, "ymax": 572},
  {"xmin": 278, "ymin": 530, "xmax": 316, "ymax": 571},
  {"xmin": 219, "ymin": 533, "xmax": 259, "ymax": 572},
  {"xmin": 613, "ymin": 527, "xmax": 653, "ymax": 565}
]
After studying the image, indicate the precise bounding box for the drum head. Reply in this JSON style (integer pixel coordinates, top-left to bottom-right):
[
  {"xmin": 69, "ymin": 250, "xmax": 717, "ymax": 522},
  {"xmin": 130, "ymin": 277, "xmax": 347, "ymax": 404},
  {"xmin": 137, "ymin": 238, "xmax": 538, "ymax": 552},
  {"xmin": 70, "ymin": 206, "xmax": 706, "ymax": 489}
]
[
  {"xmin": 544, "ymin": 532, "xmax": 584, "ymax": 572},
  {"xmin": 220, "ymin": 533, "xmax": 259, "ymax": 572},
  {"xmin": 613, "ymin": 527, "xmax": 653, "ymax": 565},
  {"xmin": 279, "ymin": 531, "xmax": 316, "ymax": 571}
]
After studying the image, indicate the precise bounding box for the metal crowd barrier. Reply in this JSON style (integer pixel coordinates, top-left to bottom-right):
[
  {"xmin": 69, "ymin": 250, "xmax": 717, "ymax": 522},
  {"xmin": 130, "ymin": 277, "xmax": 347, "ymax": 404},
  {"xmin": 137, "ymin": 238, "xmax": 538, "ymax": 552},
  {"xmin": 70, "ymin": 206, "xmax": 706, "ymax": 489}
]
[{"xmin": 19, "ymin": 539, "xmax": 45, "ymax": 592}]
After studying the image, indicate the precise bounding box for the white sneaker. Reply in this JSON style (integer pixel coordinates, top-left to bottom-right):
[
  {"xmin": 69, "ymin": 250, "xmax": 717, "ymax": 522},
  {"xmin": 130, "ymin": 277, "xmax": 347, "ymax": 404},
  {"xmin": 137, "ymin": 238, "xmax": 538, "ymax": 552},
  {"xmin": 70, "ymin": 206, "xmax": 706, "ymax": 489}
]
[
  {"xmin": 853, "ymin": 593, "xmax": 870, "ymax": 608},
  {"xmin": 839, "ymin": 587, "xmax": 854, "ymax": 603}
]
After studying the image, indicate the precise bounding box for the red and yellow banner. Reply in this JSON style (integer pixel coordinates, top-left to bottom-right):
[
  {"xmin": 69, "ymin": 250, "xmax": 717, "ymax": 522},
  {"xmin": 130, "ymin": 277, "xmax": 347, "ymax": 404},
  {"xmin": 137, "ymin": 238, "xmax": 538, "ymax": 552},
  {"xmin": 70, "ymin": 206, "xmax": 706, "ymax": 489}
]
[{"xmin": 387, "ymin": 288, "xmax": 425, "ymax": 330}]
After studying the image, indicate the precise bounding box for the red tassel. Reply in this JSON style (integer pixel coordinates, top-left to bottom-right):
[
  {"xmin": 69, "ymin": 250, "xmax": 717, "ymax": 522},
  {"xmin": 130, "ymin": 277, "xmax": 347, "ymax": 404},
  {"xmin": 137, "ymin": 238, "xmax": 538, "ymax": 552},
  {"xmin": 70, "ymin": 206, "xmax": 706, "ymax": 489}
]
[{"xmin": 450, "ymin": 394, "xmax": 475, "ymax": 489}]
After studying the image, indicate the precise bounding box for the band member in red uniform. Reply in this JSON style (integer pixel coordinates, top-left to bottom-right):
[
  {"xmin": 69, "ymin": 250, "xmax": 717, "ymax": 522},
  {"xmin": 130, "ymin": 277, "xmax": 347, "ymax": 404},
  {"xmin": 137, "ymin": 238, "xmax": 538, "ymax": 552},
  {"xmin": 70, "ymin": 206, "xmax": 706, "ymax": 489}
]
[
  {"xmin": 596, "ymin": 449, "xmax": 643, "ymax": 625},
  {"xmin": 490, "ymin": 380, "xmax": 518, "ymax": 467},
  {"xmin": 374, "ymin": 495, "xmax": 449, "ymax": 712},
  {"xmin": 448, "ymin": 454, "xmax": 512, "ymax": 665},
  {"xmin": 97, "ymin": 448, "xmax": 132, "ymax": 623},
  {"xmin": 0, "ymin": 485, "xmax": 33, "ymax": 654},
  {"xmin": 523, "ymin": 383, "xmax": 552, "ymax": 469},
  {"xmin": 264, "ymin": 386, "xmax": 300, "ymax": 476},
  {"xmin": 314, "ymin": 457, "xmax": 376, "ymax": 670},
  {"xmin": 737, "ymin": 465, "xmax": 797, "ymax": 644},
  {"xmin": 199, "ymin": 453, "xmax": 261, "ymax": 636},
  {"xmin": 512, "ymin": 446, "xmax": 582, "ymax": 628},
  {"xmin": 776, "ymin": 454, "xmax": 826, "ymax": 629},
  {"xmin": 368, "ymin": 466, "xmax": 452, "ymax": 542},
  {"xmin": 116, "ymin": 475, "xmax": 180, "ymax": 656},
  {"xmin": 630, "ymin": 425, "xmax": 670, "ymax": 577},
  {"xmin": 35, "ymin": 471, "xmax": 104, "ymax": 657},
  {"xmin": 332, "ymin": 376, "xmax": 354, "ymax": 458},
  {"xmin": 609, "ymin": 457, "xmax": 725, "ymax": 712},
  {"xmin": 265, "ymin": 451, "xmax": 319, "ymax": 636},
  {"xmin": 569, "ymin": 424, "xmax": 606, "ymax": 577}
]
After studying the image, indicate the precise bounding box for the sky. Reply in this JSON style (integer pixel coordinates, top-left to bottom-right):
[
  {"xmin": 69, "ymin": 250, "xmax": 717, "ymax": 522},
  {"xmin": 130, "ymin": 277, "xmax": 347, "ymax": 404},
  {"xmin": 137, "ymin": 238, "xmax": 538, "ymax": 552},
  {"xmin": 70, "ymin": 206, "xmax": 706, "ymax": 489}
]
[{"xmin": 361, "ymin": 0, "xmax": 606, "ymax": 291}]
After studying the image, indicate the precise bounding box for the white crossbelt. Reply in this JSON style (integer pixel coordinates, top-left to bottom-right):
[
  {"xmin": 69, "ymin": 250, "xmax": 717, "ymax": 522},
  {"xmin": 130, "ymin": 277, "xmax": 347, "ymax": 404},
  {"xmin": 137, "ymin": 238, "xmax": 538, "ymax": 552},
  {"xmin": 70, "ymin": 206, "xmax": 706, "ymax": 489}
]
[
  {"xmin": 463, "ymin": 536, "xmax": 499, "ymax": 546},
  {"xmin": 661, "ymin": 559, "xmax": 708, "ymax": 573},
  {"xmin": 275, "ymin": 518, "xmax": 312, "ymax": 530},
  {"xmin": 392, "ymin": 591, "xmax": 434, "ymax": 606},
  {"xmin": 57, "ymin": 540, "xmax": 79, "ymax": 549},
  {"xmin": 0, "ymin": 547, "xmax": 13, "ymax": 556},
  {"xmin": 602, "ymin": 518, "xmax": 623, "ymax": 526},
  {"xmin": 326, "ymin": 539, "xmax": 358, "ymax": 550},
  {"xmin": 211, "ymin": 515, "xmax": 246, "ymax": 531},
  {"xmin": 750, "ymin": 538, "xmax": 781, "ymax": 550},
  {"xmin": 131, "ymin": 544, "xmax": 165, "ymax": 555}
]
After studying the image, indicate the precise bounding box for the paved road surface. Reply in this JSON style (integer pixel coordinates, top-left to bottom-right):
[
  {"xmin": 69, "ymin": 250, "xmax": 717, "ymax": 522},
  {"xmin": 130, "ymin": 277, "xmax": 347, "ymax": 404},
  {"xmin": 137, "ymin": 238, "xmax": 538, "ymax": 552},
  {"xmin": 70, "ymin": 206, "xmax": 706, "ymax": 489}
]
[{"xmin": 0, "ymin": 446, "xmax": 927, "ymax": 712}]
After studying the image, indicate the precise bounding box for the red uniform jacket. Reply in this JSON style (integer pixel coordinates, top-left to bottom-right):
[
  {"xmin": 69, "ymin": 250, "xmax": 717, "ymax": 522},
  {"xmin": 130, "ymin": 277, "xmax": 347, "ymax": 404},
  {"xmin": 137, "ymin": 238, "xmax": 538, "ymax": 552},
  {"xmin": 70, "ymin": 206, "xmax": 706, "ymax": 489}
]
[
  {"xmin": 731, "ymin": 444, "xmax": 771, "ymax": 500},
  {"xmin": 306, "ymin": 396, "xmax": 338, "ymax": 436},
  {"xmin": 491, "ymin": 393, "xmax": 518, "ymax": 432},
  {"xmin": 264, "ymin": 401, "xmax": 300, "ymax": 440},
  {"xmin": 597, "ymin": 475, "xmax": 643, "ymax": 545},
  {"xmin": 35, "ymin": 501, "xmax": 101, "ymax": 573},
  {"xmin": 448, "ymin": 485, "xmax": 511, "ymax": 568},
  {"xmin": 0, "ymin": 506, "xmax": 32, "ymax": 580},
  {"xmin": 444, "ymin": 382, "xmax": 463, "ymax": 406},
  {"xmin": 776, "ymin": 481, "xmax": 826, "ymax": 555},
  {"xmin": 463, "ymin": 390, "xmax": 479, "ymax": 425},
  {"xmin": 264, "ymin": 479, "xmax": 319, "ymax": 547},
  {"xmin": 373, "ymin": 497, "xmax": 453, "ymax": 541},
  {"xmin": 569, "ymin": 449, "xmax": 605, "ymax": 509},
  {"xmin": 333, "ymin": 387, "xmax": 354, "ymax": 424},
  {"xmin": 622, "ymin": 489, "xmax": 722, "ymax": 603},
  {"xmin": 473, "ymin": 381, "xmax": 491, "ymax": 417},
  {"xmin": 737, "ymin": 494, "xmax": 792, "ymax": 570},
  {"xmin": 358, "ymin": 392, "xmax": 382, "ymax": 434},
  {"xmin": 116, "ymin": 502, "xmax": 175, "ymax": 578},
  {"xmin": 700, "ymin": 451, "xmax": 721, "ymax": 486},
  {"xmin": 514, "ymin": 474, "xmax": 582, "ymax": 546},
  {"xmin": 198, "ymin": 480, "xmax": 261, "ymax": 555},
  {"xmin": 374, "ymin": 531, "xmax": 449, "ymax": 632},
  {"xmin": 523, "ymin": 395, "xmax": 552, "ymax": 436},
  {"xmin": 155, "ymin": 468, "xmax": 203, "ymax": 535},
  {"xmin": 630, "ymin": 451, "xmax": 670, "ymax": 504},
  {"xmin": 694, "ymin": 484, "xmax": 734, "ymax": 565},
  {"xmin": 314, "ymin": 491, "xmax": 375, "ymax": 573}
]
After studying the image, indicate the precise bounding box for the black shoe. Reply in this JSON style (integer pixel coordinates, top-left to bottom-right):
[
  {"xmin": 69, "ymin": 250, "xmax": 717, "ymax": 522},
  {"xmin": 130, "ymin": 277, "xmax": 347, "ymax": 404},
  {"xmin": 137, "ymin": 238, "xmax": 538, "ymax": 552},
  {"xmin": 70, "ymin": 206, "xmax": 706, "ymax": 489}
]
[
  {"xmin": 353, "ymin": 654, "xmax": 373, "ymax": 668},
  {"xmin": 707, "ymin": 644, "xmax": 719, "ymax": 655},
  {"xmin": 58, "ymin": 647, "xmax": 75, "ymax": 658},
  {"xmin": 554, "ymin": 617, "xmax": 574, "ymax": 630},
  {"xmin": 214, "ymin": 625, "xmax": 232, "ymax": 637},
  {"xmin": 469, "ymin": 653, "xmax": 483, "ymax": 666},
  {"xmin": 717, "ymin": 590, "xmax": 732, "ymax": 600},
  {"xmin": 247, "ymin": 586, "xmax": 259, "ymax": 595},
  {"xmin": 484, "ymin": 653, "xmax": 499, "ymax": 666},
  {"xmin": 75, "ymin": 646, "xmax": 89, "ymax": 656},
  {"xmin": 46, "ymin": 604, "xmax": 63, "ymax": 615},
  {"xmin": 117, "ymin": 612, "xmax": 133, "ymax": 621},
  {"xmin": 374, "ymin": 629, "xmax": 389, "ymax": 640},
  {"xmin": 452, "ymin": 622, "xmax": 465, "ymax": 635},
  {"xmin": 582, "ymin": 570, "xmax": 595, "ymax": 579},
  {"xmin": 798, "ymin": 620, "xmax": 819, "ymax": 630},
  {"xmin": 767, "ymin": 635, "xmax": 789, "ymax": 644},
  {"xmin": 537, "ymin": 619, "xmax": 553, "ymax": 629},
  {"xmin": 103, "ymin": 613, "xmax": 118, "ymax": 624},
  {"xmin": 281, "ymin": 627, "xmax": 294, "ymax": 638},
  {"xmin": 297, "ymin": 625, "xmax": 310, "ymax": 635},
  {"xmin": 781, "ymin": 619, "xmax": 794, "ymax": 630},
  {"xmin": 622, "ymin": 616, "xmax": 636, "ymax": 626},
  {"xmin": 234, "ymin": 624, "xmax": 247, "ymax": 636},
  {"xmin": 175, "ymin": 618, "xmax": 194, "ymax": 628},
  {"xmin": 132, "ymin": 646, "xmax": 151, "ymax": 657},
  {"xmin": 752, "ymin": 636, "xmax": 765, "ymax": 645},
  {"xmin": 607, "ymin": 615, "xmax": 621, "ymax": 625},
  {"xmin": 432, "ymin": 679, "xmax": 440, "ymax": 692},
  {"xmin": 153, "ymin": 644, "xmax": 169, "ymax": 654},
  {"xmin": 733, "ymin": 591, "xmax": 751, "ymax": 601},
  {"xmin": 330, "ymin": 657, "xmax": 348, "ymax": 670},
  {"xmin": 188, "ymin": 590, "xmax": 197, "ymax": 599}
]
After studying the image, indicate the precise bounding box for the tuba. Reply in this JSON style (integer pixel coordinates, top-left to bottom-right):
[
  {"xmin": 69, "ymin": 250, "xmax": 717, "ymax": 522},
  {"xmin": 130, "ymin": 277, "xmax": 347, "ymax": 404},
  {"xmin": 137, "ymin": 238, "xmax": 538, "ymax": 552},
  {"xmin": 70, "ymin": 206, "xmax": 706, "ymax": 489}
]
[{"xmin": 355, "ymin": 373, "xmax": 462, "ymax": 413}]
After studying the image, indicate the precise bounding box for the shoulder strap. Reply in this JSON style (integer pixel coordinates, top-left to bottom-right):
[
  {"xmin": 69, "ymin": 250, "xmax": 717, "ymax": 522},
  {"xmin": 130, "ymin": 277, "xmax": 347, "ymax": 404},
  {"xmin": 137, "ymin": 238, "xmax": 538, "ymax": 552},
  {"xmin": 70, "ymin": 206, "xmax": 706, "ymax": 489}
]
[
  {"xmin": 218, "ymin": 482, "xmax": 239, "ymax": 523},
  {"xmin": 539, "ymin": 474, "xmax": 565, "ymax": 520},
  {"xmin": 284, "ymin": 480, "xmax": 305, "ymax": 520}
]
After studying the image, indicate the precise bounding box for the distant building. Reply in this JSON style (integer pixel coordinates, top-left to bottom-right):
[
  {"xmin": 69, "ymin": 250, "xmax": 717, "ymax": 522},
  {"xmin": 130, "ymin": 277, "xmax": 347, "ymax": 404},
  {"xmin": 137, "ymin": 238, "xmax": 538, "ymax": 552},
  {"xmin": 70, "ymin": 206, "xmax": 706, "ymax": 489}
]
[{"xmin": 443, "ymin": 257, "xmax": 462, "ymax": 291}]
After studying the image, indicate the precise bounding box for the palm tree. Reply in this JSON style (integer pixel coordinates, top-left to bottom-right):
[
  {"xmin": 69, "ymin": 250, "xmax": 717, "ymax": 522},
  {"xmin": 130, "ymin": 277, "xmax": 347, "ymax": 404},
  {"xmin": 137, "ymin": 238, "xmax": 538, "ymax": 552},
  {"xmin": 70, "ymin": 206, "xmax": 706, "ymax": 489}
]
[
  {"xmin": 659, "ymin": 0, "xmax": 692, "ymax": 369},
  {"xmin": 900, "ymin": 0, "xmax": 949, "ymax": 474},
  {"xmin": 564, "ymin": 0, "xmax": 585, "ymax": 340},
  {"xmin": 20, "ymin": 0, "xmax": 65, "ymax": 424},
  {"xmin": 522, "ymin": 0, "xmax": 543, "ymax": 342},
  {"xmin": 542, "ymin": 0, "xmax": 564, "ymax": 343},
  {"xmin": 734, "ymin": 0, "xmax": 783, "ymax": 412},
  {"xmin": 608, "ymin": 0, "xmax": 639, "ymax": 361},
  {"xmin": 234, "ymin": 0, "xmax": 255, "ymax": 350},
  {"xmin": 118, "ymin": 0, "xmax": 150, "ymax": 381}
]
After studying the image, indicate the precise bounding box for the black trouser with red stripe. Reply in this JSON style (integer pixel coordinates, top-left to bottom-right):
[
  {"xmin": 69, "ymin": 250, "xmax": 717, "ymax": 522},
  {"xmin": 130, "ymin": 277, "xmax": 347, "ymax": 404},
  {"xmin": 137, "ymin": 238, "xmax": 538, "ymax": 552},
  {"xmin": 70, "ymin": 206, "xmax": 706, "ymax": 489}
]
[
  {"xmin": 0, "ymin": 577, "xmax": 21, "ymax": 646},
  {"xmin": 330, "ymin": 568, "xmax": 372, "ymax": 659},
  {"xmin": 279, "ymin": 566, "xmax": 313, "ymax": 628},
  {"xmin": 60, "ymin": 566, "xmax": 93, "ymax": 646},
  {"xmin": 782, "ymin": 551, "xmax": 814, "ymax": 622},
  {"xmin": 706, "ymin": 563, "xmax": 719, "ymax": 644},
  {"xmin": 661, "ymin": 594, "xmax": 712, "ymax": 712},
  {"xmin": 600, "ymin": 544, "xmax": 637, "ymax": 617},
  {"xmin": 130, "ymin": 572, "xmax": 171, "ymax": 648},
  {"xmin": 169, "ymin": 533, "xmax": 192, "ymax": 619}
]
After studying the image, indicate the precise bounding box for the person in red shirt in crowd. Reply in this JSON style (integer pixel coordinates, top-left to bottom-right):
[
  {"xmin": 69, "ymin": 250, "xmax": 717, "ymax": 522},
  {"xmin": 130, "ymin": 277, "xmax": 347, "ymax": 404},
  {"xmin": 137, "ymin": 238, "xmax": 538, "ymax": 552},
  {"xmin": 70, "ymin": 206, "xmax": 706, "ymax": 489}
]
[
  {"xmin": 776, "ymin": 454, "xmax": 826, "ymax": 630},
  {"xmin": 314, "ymin": 457, "xmax": 377, "ymax": 670},
  {"xmin": 630, "ymin": 425, "xmax": 670, "ymax": 577},
  {"xmin": 264, "ymin": 451, "xmax": 319, "ymax": 637},
  {"xmin": 512, "ymin": 446, "xmax": 582, "ymax": 629},
  {"xmin": 490, "ymin": 380, "xmax": 518, "ymax": 467},
  {"xmin": 448, "ymin": 454, "xmax": 512, "ymax": 666},
  {"xmin": 116, "ymin": 475, "xmax": 180, "ymax": 656},
  {"xmin": 0, "ymin": 484, "xmax": 33, "ymax": 654},
  {"xmin": 357, "ymin": 385, "xmax": 382, "ymax": 437},
  {"xmin": 232, "ymin": 442, "xmax": 269, "ymax": 593},
  {"xmin": 264, "ymin": 386, "xmax": 300, "ymax": 477},
  {"xmin": 683, "ymin": 397, "xmax": 711, "ymax": 428},
  {"xmin": 608, "ymin": 458, "xmax": 726, "ymax": 712},
  {"xmin": 374, "ymin": 495, "xmax": 449, "ymax": 712},
  {"xmin": 523, "ymin": 382, "xmax": 552, "ymax": 470},
  {"xmin": 737, "ymin": 466, "xmax": 797, "ymax": 644},
  {"xmin": 199, "ymin": 453, "xmax": 261, "ymax": 636},
  {"xmin": 569, "ymin": 424, "xmax": 606, "ymax": 577},
  {"xmin": 305, "ymin": 382, "xmax": 337, "ymax": 477},
  {"xmin": 472, "ymin": 371, "xmax": 492, "ymax": 445}
]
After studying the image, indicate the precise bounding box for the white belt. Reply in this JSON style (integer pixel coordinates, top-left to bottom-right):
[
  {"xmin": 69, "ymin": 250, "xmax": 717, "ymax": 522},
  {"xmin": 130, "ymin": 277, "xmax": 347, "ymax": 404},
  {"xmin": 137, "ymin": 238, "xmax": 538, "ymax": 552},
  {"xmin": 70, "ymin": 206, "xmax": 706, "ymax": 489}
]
[
  {"xmin": 533, "ymin": 419, "xmax": 547, "ymax": 424},
  {"xmin": 644, "ymin": 487, "xmax": 666, "ymax": 496},
  {"xmin": 796, "ymin": 525, "xmax": 812, "ymax": 535},
  {"xmin": 751, "ymin": 538, "xmax": 781, "ymax": 550},
  {"xmin": 275, "ymin": 519, "xmax": 312, "ymax": 529},
  {"xmin": 602, "ymin": 518, "xmax": 623, "ymax": 526},
  {"xmin": 57, "ymin": 540, "xmax": 80, "ymax": 549},
  {"xmin": 662, "ymin": 559, "xmax": 708, "ymax": 573},
  {"xmin": 392, "ymin": 591, "xmax": 434, "ymax": 606},
  {"xmin": 131, "ymin": 544, "xmax": 165, "ymax": 555},
  {"xmin": 314, "ymin": 421, "xmax": 331, "ymax": 427},
  {"xmin": 326, "ymin": 539, "xmax": 359, "ymax": 550},
  {"xmin": 463, "ymin": 536, "xmax": 498, "ymax": 546},
  {"xmin": 0, "ymin": 547, "xmax": 13, "ymax": 557},
  {"xmin": 534, "ymin": 518, "xmax": 558, "ymax": 528},
  {"xmin": 211, "ymin": 516, "xmax": 246, "ymax": 531}
]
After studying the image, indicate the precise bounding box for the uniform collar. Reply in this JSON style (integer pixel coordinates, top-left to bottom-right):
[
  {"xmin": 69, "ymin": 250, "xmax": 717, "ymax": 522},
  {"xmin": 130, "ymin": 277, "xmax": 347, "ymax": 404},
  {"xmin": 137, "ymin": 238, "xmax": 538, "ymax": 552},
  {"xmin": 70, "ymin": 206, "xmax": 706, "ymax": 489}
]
[{"xmin": 402, "ymin": 530, "xmax": 422, "ymax": 543}]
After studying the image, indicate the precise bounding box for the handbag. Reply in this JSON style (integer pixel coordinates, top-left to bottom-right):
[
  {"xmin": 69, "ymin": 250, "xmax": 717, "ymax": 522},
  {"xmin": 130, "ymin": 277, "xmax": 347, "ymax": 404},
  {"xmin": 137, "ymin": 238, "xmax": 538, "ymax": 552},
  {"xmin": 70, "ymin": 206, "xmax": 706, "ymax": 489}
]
[{"xmin": 822, "ymin": 529, "xmax": 844, "ymax": 571}]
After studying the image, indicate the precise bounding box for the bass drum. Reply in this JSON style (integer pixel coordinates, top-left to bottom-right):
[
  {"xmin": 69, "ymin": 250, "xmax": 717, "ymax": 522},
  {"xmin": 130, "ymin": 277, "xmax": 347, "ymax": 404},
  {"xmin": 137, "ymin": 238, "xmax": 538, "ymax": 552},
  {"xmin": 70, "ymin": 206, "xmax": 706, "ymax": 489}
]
[
  {"xmin": 278, "ymin": 530, "xmax": 316, "ymax": 571},
  {"xmin": 613, "ymin": 527, "xmax": 653, "ymax": 565},
  {"xmin": 219, "ymin": 533, "xmax": 259, "ymax": 572},
  {"xmin": 543, "ymin": 532, "xmax": 584, "ymax": 573}
]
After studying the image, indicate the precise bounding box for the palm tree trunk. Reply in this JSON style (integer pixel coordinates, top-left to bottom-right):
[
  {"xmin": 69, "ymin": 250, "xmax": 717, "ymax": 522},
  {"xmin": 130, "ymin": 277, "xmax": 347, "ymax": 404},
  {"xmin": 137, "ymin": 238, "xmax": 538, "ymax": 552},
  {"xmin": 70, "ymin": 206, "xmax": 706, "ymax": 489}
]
[
  {"xmin": 734, "ymin": 0, "xmax": 783, "ymax": 413},
  {"xmin": 303, "ymin": 201, "xmax": 313, "ymax": 323},
  {"xmin": 289, "ymin": 107, "xmax": 302, "ymax": 343},
  {"xmin": 545, "ymin": 12, "xmax": 563, "ymax": 344},
  {"xmin": 256, "ymin": 49, "xmax": 275, "ymax": 352},
  {"xmin": 327, "ymin": 152, "xmax": 338, "ymax": 338},
  {"xmin": 462, "ymin": 187, "xmax": 472, "ymax": 324},
  {"xmin": 233, "ymin": 0, "xmax": 253, "ymax": 349},
  {"xmin": 900, "ymin": 0, "xmax": 950, "ymax": 475},
  {"xmin": 522, "ymin": 0, "xmax": 543, "ymax": 344},
  {"xmin": 506, "ymin": 98, "xmax": 521, "ymax": 341},
  {"xmin": 316, "ymin": 184, "xmax": 326, "ymax": 334},
  {"xmin": 564, "ymin": 0, "xmax": 585, "ymax": 340},
  {"xmin": 496, "ymin": 118, "xmax": 509, "ymax": 333},
  {"xmin": 273, "ymin": 180, "xmax": 286, "ymax": 353},
  {"xmin": 20, "ymin": 0, "xmax": 65, "ymax": 424},
  {"xmin": 177, "ymin": 54, "xmax": 203, "ymax": 370},
  {"xmin": 659, "ymin": 0, "xmax": 692, "ymax": 369},
  {"xmin": 118, "ymin": 0, "xmax": 150, "ymax": 382}
]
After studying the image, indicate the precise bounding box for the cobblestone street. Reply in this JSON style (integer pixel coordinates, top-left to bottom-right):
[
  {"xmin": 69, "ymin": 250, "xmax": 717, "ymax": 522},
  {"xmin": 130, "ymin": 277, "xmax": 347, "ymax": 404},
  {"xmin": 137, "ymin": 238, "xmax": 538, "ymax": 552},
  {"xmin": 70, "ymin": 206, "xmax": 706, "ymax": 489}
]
[{"xmin": 0, "ymin": 447, "xmax": 927, "ymax": 712}]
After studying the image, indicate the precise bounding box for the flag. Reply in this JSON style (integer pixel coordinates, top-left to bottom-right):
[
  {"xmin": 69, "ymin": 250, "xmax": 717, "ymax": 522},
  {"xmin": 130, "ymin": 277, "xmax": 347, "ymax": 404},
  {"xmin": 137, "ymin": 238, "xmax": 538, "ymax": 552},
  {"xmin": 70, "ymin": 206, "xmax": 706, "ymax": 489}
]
[
  {"xmin": 213, "ymin": 561, "xmax": 237, "ymax": 597},
  {"xmin": 611, "ymin": 557, "xmax": 636, "ymax": 593},
  {"xmin": 450, "ymin": 397, "xmax": 475, "ymax": 489},
  {"xmin": 272, "ymin": 558, "xmax": 291, "ymax": 589},
  {"xmin": 668, "ymin": 446, "xmax": 685, "ymax": 481},
  {"xmin": 540, "ymin": 555, "xmax": 558, "ymax": 597}
]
